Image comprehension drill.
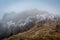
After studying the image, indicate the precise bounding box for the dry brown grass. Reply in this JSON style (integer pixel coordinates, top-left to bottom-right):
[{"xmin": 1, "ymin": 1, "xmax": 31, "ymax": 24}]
[{"xmin": 3, "ymin": 20, "xmax": 60, "ymax": 40}]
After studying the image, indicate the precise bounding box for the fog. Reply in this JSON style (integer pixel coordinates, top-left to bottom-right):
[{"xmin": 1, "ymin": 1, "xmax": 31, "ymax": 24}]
[
  {"xmin": 0, "ymin": 9, "xmax": 60, "ymax": 39},
  {"xmin": 0, "ymin": 0, "xmax": 60, "ymax": 19},
  {"xmin": 0, "ymin": 0, "xmax": 60, "ymax": 39}
]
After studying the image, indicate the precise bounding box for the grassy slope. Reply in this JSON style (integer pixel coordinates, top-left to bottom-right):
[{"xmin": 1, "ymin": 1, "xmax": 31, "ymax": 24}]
[{"xmin": 4, "ymin": 20, "xmax": 60, "ymax": 40}]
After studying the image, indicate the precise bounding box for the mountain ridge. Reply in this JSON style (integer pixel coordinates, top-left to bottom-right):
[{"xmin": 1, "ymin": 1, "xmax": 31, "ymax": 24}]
[
  {"xmin": 4, "ymin": 19, "xmax": 60, "ymax": 40},
  {"xmin": 0, "ymin": 9, "xmax": 60, "ymax": 40}
]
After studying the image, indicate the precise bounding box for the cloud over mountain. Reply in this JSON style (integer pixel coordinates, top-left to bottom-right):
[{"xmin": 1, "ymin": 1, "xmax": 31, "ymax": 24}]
[{"xmin": 0, "ymin": 9, "xmax": 60, "ymax": 40}]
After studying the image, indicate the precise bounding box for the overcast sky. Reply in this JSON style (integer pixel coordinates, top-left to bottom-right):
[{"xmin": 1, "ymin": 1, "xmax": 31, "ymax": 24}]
[{"xmin": 0, "ymin": 0, "xmax": 60, "ymax": 19}]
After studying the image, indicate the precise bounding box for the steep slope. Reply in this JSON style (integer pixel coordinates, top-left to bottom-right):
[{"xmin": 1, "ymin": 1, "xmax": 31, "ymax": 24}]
[
  {"xmin": 4, "ymin": 19, "xmax": 60, "ymax": 40},
  {"xmin": 1, "ymin": 9, "xmax": 60, "ymax": 40}
]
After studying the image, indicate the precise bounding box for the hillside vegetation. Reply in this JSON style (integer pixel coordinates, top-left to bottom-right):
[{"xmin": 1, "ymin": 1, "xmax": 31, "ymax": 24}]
[{"xmin": 4, "ymin": 19, "xmax": 60, "ymax": 40}]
